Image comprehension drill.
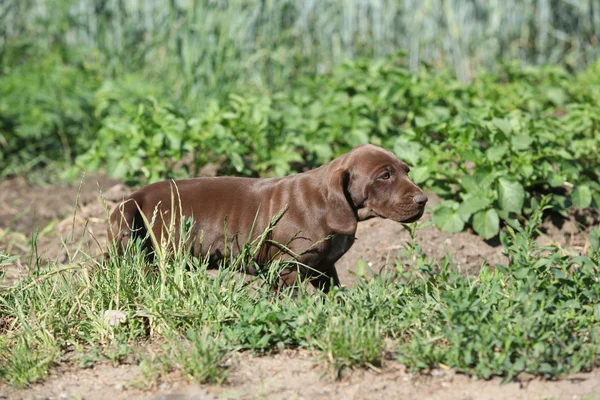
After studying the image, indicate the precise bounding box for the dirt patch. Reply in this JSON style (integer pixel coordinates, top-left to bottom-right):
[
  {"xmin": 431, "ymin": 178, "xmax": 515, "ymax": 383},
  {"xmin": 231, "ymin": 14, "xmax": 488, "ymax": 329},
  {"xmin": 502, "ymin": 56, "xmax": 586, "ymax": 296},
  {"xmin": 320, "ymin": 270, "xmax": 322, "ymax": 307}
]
[
  {"xmin": 3, "ymin": 351, "xmax": 599, "ymax": 400},
  {"xmin": 0, "ymin": 175, "xmax": 121, "ymax": 236},
  {"xmin": 0, "ymin": 174, "xmax": 123, "ymax": 285},
  {"xmin": 1, "ymin": 175, "xmax": 598, "ymax": 399},
  {"xmin": 337, "ymin": 214, "xmax": 508, "ymax": 285}
]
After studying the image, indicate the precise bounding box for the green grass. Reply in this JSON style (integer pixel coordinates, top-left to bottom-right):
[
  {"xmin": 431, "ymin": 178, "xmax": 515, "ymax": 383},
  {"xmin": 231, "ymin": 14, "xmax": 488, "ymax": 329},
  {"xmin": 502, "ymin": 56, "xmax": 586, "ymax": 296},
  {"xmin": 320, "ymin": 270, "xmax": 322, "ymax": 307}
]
[{"xmin": 1, "ymin": 197, "xmax": 598, "ymax": 388}]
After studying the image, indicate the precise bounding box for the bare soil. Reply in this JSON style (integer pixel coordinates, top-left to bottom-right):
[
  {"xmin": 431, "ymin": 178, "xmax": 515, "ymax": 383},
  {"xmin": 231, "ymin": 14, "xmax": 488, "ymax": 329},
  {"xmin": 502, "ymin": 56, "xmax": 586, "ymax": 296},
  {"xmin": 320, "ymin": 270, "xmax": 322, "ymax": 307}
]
[
  {"xmin": 1, "ymin": 175, "xmax": 598, "ymax": 400},
  {"xmin": 3, "ymin": 350, "xmax": 600, "ymax": 400}
]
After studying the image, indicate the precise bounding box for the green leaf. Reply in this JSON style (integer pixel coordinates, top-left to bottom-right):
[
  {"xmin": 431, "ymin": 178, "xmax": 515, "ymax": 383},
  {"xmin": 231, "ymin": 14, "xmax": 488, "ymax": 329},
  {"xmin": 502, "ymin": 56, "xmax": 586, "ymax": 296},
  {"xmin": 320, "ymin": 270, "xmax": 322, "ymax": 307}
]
[
  {"xmin": 393, "ymin": 138, "xmax": 421, "ymax": 166},
  {"xmin": 592, "ymin": 192, "xmax": 600, "ymax": 211},
  {"xmin": 457, "ymin": 196, "xmax": 493, "ymax": 222},
  {"xmin": 572, "ymin": 185, "xmax": 592, "ymax": 209},
  {"xmin": 472, "ymin": 209, "xmax": 499, "ymax": 239},
  {"xmin": 519, "ymin": 164, "xmax": 534, "ymax": 179},
  {"xmin": 497, "ymin": 209, "xmax": 520, "ymax": 229},
  {"xmin": 563, "ymin": 300, "xmax": 581, "ymax": 309},
  {"xmin": 513, "ymin": 267, "xmax": 529, "ymax": 280},
  {"xmin": 460, "ymin": 175, "xmax": 484, "ymax": 196},
  {"xmin": 511, "ymin": 135, "xmax": 533, "ymax": 151},
  {"xmin": 349, "ymin": 129, "xmax": 370, "ymax": 147},
  {"xmin": 414, "ymin": 116, "xmax": 429, "ymax": 127},
  {"xmin": 357, "ymin": 259, "xmax": 366, "ymax": 277},
  {"xmin": 497, "ymin": 178, "xmax": 525, "ymax": 213},
  {"xmin": 546, "ymin": 87, "xmax": 568, "ymax": 106},
  {"xmin": 591, "ymin": 227, "xmax": 600, "ymax": 252},
  {"xmin": 462, "ymin": 150, "xmax": 479, "ymax": 162},
  {"xmin": 486, "ymin": 143, "xmax": 508, "ymax": 163},
  {"xmin": 230, "ymin": 152, "xmax": 244, "ymax": 173},
  {"xmin": 555, "ymin": 148, "xmax": 574, "ymax": 160},
  {"xmin": 492, "ymin": 118, "xmax": 512, "ymax": 135},
  {"xmin": 410, "ymin": 166, "xmax": 430, "ymax": 184},
  {"xmin": 110, "ymin": 160, "xmax": 129, "ymax": 179},
  {"xmin": 477, "ymin": 169, "xmax": 497, "ymax": 189},
  {"xmin": 547, "ymin": 172, "xmax": 565, "ymax": 188},
  {"xmin": 433, "ymin": 205, "xmax": 465, "ymax": 233},
  {"xmin": 551, "ymin": 195, "xmax": 572, "ymax": 215}
]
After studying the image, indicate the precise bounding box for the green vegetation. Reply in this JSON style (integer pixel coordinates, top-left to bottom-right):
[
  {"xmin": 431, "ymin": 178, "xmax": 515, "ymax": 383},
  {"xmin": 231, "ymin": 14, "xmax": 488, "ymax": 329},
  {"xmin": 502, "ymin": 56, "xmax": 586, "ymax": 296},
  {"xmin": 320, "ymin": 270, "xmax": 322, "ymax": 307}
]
[
  {"xmin": 3, "ymin": 52, "xmax": 599, "ymax": 236},
  {"xmin": 1, "ymin": 199, "xmax": 599, "ymax": 387},
  {"xmin": 3, "ymin": 0, "xmax": 598, "ymax": 87}
]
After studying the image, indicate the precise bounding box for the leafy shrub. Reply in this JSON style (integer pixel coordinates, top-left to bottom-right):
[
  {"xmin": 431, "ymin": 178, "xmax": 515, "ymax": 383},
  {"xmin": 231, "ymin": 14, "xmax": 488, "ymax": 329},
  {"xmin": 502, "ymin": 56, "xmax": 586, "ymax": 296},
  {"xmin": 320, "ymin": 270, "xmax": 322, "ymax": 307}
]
[
  {"xmin": 0, "ymin": 50, "xmax": 101, "ymax": 177},
  {"xmin": 1, "ymin": 50, "xmax": 599, "ymax": 237},
  {"xmin": 300, "ymin": 59, "xmax": 600, "ymax": 238},
  {"xmin": 76, "ymin": 96, "xmax": 189, "ymax": 184},
  {"xmin": 70, "ymin": 57, "xmax": 600, "ymax": 238},
  {"xmin": 396, "ymin": 199, "xmax": 600, "ymax": 379},
  {"xmin": 229, "ymin": 299, "xmax": 302, "ymax": 352}
]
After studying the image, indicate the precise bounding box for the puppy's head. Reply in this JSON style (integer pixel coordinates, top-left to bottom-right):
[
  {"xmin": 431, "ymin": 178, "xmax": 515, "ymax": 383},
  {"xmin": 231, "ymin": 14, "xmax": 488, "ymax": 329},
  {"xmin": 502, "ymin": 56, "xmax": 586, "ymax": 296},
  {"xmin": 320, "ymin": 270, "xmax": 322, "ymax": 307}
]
[{"xmin": 326, "ymin": 144, "xmax": 427, "ymax": 235}]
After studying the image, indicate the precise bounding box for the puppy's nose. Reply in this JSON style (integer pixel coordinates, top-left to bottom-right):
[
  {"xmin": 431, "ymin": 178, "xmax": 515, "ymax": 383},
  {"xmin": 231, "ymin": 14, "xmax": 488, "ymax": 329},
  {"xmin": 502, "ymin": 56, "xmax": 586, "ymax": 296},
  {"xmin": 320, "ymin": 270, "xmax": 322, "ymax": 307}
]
[{"xmin": 413, "ymin": 194, "xmax": 428, "ymax": 206}]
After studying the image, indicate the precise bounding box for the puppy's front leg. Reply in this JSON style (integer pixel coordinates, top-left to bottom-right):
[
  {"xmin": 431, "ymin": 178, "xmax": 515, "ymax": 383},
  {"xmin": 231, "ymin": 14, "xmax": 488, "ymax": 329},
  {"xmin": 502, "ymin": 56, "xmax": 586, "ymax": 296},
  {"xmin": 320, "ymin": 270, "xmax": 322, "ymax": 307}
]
[{"xmin": 309, "ymin": 262, "xmax": 341, "ymax": 293}]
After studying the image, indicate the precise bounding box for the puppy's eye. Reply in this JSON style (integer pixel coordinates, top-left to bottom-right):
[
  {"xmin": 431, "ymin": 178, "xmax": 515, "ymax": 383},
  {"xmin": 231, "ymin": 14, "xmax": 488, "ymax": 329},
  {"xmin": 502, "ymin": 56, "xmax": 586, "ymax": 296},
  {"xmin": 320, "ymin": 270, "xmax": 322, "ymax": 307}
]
[{"xmin": 379, "ymin": 171, "xmax": 391, "ymax": 180}]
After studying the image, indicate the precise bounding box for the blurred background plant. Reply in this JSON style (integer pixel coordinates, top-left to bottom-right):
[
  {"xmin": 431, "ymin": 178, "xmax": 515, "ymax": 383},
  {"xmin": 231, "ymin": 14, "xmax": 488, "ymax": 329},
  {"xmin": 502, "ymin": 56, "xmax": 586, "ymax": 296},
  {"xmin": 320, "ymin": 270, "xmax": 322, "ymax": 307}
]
[{"xmin": 3, "ymin": 0, "xmax": 599, "ymax": 87}]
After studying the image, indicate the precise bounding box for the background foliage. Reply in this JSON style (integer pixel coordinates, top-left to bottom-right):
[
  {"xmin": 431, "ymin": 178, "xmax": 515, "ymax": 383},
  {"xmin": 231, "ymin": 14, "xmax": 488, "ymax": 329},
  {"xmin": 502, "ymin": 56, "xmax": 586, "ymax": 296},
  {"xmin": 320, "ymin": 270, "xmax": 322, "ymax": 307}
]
[
  {"xmin": 3, "ymin": 0, "xmax": 600, "ymax": 86},
  {"xmin": 1, "ymin": 0, "xmax": 600, "ymax": 236}
]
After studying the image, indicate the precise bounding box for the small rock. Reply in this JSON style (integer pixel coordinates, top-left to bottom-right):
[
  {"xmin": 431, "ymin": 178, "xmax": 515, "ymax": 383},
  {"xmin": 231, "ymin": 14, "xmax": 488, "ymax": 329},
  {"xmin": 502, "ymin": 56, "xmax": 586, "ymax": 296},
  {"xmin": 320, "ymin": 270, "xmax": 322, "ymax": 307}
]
[
  {"xmin": 103, "ymin": 310, "xmax": 127, "ymax": 326},
  {"xmin": 516, "ymin": 371, "xmax": 535, "ymax": 382},
  {"xmin": 430, "ymin": 368, "xmax": 451, "ymax": 378},
  {"xmin": 122, "ymin": 352, "xmax": 136, "ymax": 365},
  {"xmin": 59, "ymin": 394, "xmax": 68, "ymax": 399},
  {"xmin": 152, "ymin": 395, "xmax": 186, "ymax": 400},
  {"xmin": 114, "ymin": 383, "xmax": 125, "ymax": 391}
]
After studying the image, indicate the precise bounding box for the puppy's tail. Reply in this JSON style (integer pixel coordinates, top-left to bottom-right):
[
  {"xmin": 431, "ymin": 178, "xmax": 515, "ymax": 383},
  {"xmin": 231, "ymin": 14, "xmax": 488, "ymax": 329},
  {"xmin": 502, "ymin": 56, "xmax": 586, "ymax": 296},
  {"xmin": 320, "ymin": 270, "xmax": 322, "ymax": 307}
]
[{"xmin": 105, "ymin": 197, "xmax": 147, "ymax": 258}]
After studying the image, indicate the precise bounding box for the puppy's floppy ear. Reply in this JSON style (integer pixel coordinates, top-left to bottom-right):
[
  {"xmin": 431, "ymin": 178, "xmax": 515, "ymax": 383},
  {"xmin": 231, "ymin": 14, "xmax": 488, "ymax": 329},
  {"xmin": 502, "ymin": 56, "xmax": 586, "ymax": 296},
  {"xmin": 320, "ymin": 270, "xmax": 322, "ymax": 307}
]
[{"xmin": 326, "ymin": 168, "xmax": 358, "ymax": 235}]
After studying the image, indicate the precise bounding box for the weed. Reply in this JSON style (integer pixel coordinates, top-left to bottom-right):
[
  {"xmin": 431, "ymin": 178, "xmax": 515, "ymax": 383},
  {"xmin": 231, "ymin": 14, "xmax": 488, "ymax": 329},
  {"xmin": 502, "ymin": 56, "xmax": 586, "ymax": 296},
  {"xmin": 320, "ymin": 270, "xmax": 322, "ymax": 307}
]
[
  {"xmin": 320, "ymin": 317, "xmax": 383, "ymax": 378},
  {"xmin": 0, "ymin": 335, "xmax": 58, "ymax": 388},
  {"xmin": 164, "ymin": 329, "xmax": 228, "ymax": 384}
]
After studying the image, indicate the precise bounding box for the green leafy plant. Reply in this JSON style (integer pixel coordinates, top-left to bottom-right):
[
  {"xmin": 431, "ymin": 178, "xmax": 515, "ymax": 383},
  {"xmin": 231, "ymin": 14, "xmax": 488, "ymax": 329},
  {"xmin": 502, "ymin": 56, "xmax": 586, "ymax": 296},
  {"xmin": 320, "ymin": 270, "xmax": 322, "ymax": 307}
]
[
  {"xmin": 0, "ymin": 50, "xmax": 101, "ymax": 177},
  {"xmin": 2, "ymin": 50, "xmax": 599, "ymax": 238}
]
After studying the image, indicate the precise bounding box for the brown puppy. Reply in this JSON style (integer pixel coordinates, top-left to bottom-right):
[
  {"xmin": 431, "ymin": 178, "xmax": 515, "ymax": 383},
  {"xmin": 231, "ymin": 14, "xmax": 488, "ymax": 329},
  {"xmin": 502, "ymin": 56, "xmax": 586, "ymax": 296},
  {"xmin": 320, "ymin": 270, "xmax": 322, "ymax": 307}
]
[{"xmin": 107, "ymin": 144, "xmax": 427, "ymax": 291}]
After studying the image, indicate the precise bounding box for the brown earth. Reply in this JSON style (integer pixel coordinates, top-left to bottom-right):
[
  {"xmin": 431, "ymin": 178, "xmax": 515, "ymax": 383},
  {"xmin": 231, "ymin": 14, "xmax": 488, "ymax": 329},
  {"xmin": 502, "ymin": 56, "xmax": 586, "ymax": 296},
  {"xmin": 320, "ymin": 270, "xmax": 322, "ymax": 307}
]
[
  {"xmin": 1, "ymin": 174, "xmax": 598, "ymax": 400},
  {"xmin": 3, "ymin": 350, "xmax": 600, "ymax": 400}
]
